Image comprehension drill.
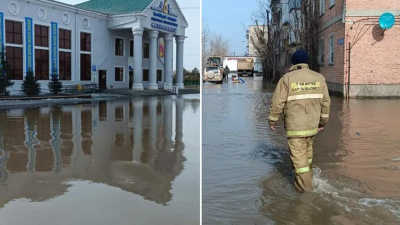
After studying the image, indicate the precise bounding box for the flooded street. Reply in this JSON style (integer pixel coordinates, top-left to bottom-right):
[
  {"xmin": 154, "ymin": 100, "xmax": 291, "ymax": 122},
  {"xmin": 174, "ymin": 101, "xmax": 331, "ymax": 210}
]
[
  {"xmin": 202, "ymin": 78, "xmax": 400, "ymax": 225},
  {"xmin": 0, "ymin": 95, "xmax": 200, "ymax": 225}
]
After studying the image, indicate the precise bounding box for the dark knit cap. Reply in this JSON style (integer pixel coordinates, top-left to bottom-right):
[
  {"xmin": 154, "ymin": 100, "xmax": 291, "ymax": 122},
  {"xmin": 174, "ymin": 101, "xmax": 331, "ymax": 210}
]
[{"xmin": 291, "ymin": 49, "xmax": 309, "ymax": 65}]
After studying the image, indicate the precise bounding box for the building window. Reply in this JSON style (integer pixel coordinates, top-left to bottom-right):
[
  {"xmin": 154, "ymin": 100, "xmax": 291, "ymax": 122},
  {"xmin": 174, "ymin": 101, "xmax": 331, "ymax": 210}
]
[
  {"xmin": 34, "ymin": 25, "xmax": 49, "ymax": 80},
  {"xmin": 318, "ymin": 39, "xmax": 324, "ymax": 66},
  {"xmin": 329, "ymin": 34, "xmax": 334, "ymax": 65},
  {"xmin": 5, "ymin": 47, "xmax": 23, "ymax": 80},
  {"xmin": 80, "ymin": 32, "xmax": 91, "ymax": 52},
  {"xmin": 35, "ymin": 49, "xmax": 49, "ymax": 80},
  {"xmin": 59, "ymin": 29, "xmax": 71, "ymax": 80},
  {"xmin": 319, "ymin": 0, "xmax": 325, "ymax": 15},
  {"xmin": 330, "ymin": 0, "xmax": 335, "ymax": 7},
  {"xmin": 115, "ymin": 67, "xmax": 124, "ymax": 81},
  {"xmin": 80, "ymin": 32, "xmax": 91, "ymax": 81},
  {"xmin": 59, "ymin": 29, "xmax": 71, "ymax": 49},
  {"xmin": 143, "ymin": 42, "xmax": 149, "ymax": 58},
  {"xmin": 5, "ymin": 20, "xmax": 23, "ymax": 80},
  {"xmin": 130, "ymin": 40, "xmax": 134, "ymax": 57},
  {"xmin": 59, "ymin": 52, "xmax": 71, "ymax": 80},
  {"xmin": 143, "ymin": 69, "xmax": 149, "ymax": 81},
  {"xmin": 115, "ymin": 38, "xmax": 124, "ymax": 56},
  {"xmin": 157, "ymin": 70, "xmax": 162, "ymax": 82},
  {"xmin": 35, "ymin": 25, "xmax": 49, "ymax": 47},
  {"xmin": 5, "ymin": 20, "xmax": 22, "ymax": 45}
]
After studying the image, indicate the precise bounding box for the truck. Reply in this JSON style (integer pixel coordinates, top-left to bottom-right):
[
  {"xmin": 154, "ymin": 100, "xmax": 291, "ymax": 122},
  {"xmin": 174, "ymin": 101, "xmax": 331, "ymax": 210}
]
[
  {"xmin": 223, "ymin": 57, "xmax": 258, "ymax": 77},
  {"xmin": 206, "ymin": 56, "xmax": 223, "ymax": 67}
]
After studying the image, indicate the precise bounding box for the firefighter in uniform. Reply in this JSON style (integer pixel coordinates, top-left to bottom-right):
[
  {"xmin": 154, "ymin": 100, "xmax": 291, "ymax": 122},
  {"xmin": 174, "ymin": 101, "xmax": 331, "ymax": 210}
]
[{"xmin": 268, "ymin": 50, "xmax": 331, "ymax": 192}]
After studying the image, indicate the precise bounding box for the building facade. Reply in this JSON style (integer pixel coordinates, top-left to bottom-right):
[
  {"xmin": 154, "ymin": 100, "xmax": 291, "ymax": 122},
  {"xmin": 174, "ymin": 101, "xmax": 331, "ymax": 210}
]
[
  {"xmin": 246, "ymin": 25, "xmax": 268, "ymax": 57},
  {"xmin": 271, "ymin": 0, "xmax": 400, "ymax": 97},
  {"xmin": 319, "ymin": 0, "xmax": 400, "ymax": 97},
  {"xmin": 0, "ymin": 0, "xmax": 188, "ymax": 95}
]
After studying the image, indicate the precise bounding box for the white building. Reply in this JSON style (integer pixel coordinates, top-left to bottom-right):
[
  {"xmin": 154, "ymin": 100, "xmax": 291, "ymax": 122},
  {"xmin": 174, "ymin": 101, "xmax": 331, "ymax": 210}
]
[
  {"xmin": 246, "ymin": 25, "xmax": 267, "ymax": 57},
  {"xmin": 0, "ymin": 0, "xmax": 188, "ymax": 94}
]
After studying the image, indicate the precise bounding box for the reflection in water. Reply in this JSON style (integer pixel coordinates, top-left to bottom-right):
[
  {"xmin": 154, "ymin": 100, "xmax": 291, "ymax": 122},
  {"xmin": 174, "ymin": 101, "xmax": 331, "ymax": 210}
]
[
  {"xmin": 0, "ymin": 96, "xmax": 190, "ymax": 207},
  {"xmin": 203, "ymin": 78, "xmax": 400, "ymax": 224}
]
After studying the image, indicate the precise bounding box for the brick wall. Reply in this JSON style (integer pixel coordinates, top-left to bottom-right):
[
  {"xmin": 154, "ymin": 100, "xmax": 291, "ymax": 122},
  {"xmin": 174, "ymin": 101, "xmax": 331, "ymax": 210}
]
[
  {"xmin": 346, "ymin": 18, "xmax": 400, "ymax": 85},
  {"xmin": 346, "ymin": 0, "xmax": 400, "ymax": 10},
  {"xmin": 319, "ymin": 0, "xmax": 346, "ymax": 84}
]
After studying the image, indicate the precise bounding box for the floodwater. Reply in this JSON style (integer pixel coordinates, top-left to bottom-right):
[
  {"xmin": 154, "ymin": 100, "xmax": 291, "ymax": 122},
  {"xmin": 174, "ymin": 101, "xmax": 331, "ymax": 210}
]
[
  {"xmin": 0, "ymin": 95, "xmax": 200, "ymax": 225},
  {"xmin": 202, "ymin": 78, "xmax": 400, "ymax": 225}
]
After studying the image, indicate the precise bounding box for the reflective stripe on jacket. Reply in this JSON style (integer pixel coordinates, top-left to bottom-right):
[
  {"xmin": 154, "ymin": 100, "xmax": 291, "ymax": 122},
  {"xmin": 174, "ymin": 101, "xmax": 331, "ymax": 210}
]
[{"xmin": 268, "ymin": 64, "xmax": 331, "ymax": 138}]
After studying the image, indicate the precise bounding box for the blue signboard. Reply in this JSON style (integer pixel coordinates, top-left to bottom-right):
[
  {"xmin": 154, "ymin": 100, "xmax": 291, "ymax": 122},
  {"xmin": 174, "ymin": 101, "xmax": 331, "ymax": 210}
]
[
  {"xmin": 92, "ymin": 65, "xmax": 96, "ymax": 72},
  {"xmin": 337, "ymin": 38, "xmax": 344, "ymax": 45},
  {"xmin": 25, "ymin": 17, "xmax": 34, "ymax": 71},
  {"xmin": 0, "ymin": 12, "xmax": 4, "ymax": 53},
  {"xmin": 379, "ymin": 12, "xmax": 395, "ymax": 29},
  {"xmin": 150, "ymin": 1, "xmax": 178, "ymax": 33},
  {"xmin": 51, "ymin": 22, "xmax": 58, "ymax": 75}
]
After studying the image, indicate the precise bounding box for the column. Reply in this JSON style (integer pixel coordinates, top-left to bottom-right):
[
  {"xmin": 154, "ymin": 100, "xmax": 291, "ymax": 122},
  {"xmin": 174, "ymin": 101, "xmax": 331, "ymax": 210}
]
[
  {"xmin": 175, "ymin": 36, "xmax": 185, "ymax": 89},
  {"xmin": 148, "ymin": 30, "xmax": 159, "ymax": 90},
  {"xmin": 132, "ymin": 98, "xmax": 143, "ymax": 162},
  {"xmin": 164, "ymin": 33, "xmax": 173, "ymax": 86},
  {"xmin": 132, "ymin": 28, "xmax": 144, "ymax": 90}
]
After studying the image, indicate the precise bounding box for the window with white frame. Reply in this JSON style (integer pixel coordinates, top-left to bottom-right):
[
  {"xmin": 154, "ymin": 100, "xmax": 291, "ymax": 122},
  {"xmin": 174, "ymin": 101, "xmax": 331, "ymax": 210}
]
[
  {"xmin": 5, "ymin": 20, "xmax": 23, "ymax": 80},
  {"xmin": 115, "ymin": 67, "xmax": 124, "ymax": 82},
  {"xmin": 330, "ymin": 0, "xmax": 335, "ymax": 7},
  {"xmin": 320, "ymin": 0, "xmax": 325, "ymax": 15},
  {"xmin": 80, "ymin": 32, "xmax": 91, "ymax": 81},
  {"xmin": 59, "ymin": 28, "xmax": 71, "ymax": 80},
  {"xmin": 328, "ymin": 34, "xmax": 334, "ymax": 65},
  {"xmin": 129, "ymin": 40, "xmax": 134, "ymax": 57},
  {"xmin": 34, "ymin": 24, "xmax": 50, "ymax": 80},
  {"xmin": 318, "ymin": 38, "xmax": 325, "ymax": 65},
  {"xmin": 115, "ymin": 38, "xmax": 124, "ymax": 56}
]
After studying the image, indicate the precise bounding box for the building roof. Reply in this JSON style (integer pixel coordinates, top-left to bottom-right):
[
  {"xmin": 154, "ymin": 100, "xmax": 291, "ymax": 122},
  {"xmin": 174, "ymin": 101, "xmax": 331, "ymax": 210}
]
[{"xmin": 75, "ymin": 0, "xmax": 153, "ymax": 15}]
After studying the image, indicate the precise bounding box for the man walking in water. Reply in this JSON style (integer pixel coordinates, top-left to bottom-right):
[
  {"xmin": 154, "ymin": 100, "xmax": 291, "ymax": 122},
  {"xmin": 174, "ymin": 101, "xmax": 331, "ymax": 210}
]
[
  {"xmin": 268, "ymin": 49, "xmax": 331, "ymax": 192},
  {"xmin": 223, "ymin": 65, "xmax": 230, "ymax": 79}
]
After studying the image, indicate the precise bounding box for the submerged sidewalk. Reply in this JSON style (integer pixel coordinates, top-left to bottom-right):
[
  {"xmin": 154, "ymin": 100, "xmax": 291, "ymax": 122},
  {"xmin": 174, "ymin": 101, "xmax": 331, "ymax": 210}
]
[{"xmin": 0, "ymin": 88, "xmax": 200, "ymax": 110}]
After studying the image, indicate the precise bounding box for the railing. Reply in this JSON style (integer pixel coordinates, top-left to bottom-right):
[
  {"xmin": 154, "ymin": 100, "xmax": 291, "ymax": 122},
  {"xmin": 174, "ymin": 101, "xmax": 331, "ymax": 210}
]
[{"xmin": 163, "ymin": 83, "xmax": 179, "ymax": 94}]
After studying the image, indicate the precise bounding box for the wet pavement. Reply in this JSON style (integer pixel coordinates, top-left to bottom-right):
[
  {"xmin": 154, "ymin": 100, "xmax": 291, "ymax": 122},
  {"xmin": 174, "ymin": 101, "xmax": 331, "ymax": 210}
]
[
  {"xmin": 202, "ymin": 78, "xmax": 400, "ymax": 225},
  {"xmin": 0, "ymin": 95, "xmax": 200, "ymax": 225}
]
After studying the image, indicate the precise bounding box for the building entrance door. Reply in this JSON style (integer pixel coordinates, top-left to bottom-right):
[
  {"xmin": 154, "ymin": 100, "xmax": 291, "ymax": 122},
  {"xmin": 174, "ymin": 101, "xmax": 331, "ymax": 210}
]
[
  {"xmin": 99, "ymin": 70, "xmax": 107, "ymax": 89},
  {"xmin": 129, "ymin": 71, "xmax": 133, "ymax": 89}
]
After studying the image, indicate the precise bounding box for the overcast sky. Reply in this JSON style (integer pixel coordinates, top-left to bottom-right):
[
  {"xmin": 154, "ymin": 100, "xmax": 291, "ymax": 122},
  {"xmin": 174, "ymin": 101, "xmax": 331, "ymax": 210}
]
[{"xmin": 57, "ymin": 0, "xmax": 200, "ymax": 70}]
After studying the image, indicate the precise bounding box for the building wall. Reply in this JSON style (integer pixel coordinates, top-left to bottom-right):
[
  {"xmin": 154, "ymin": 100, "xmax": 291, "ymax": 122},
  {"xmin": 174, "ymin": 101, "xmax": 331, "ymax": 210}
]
[
  {"xmin": 247, "ymin": 25, "xmax": 267, "ymax": 57},
  {"xmin": 318, "ymin": 0, "xmax": 346, "ymax": 96},
  {"xmin": 0, "ymin": 0, "xmax": 166, "ymax": 94},
  {"xmin": 319, "ymin": 0, "xmax": 400, "ymax": 97}
]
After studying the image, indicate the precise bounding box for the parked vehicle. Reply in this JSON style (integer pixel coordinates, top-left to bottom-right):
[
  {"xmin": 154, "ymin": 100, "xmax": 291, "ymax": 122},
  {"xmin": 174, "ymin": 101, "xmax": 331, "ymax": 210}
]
[
  {"xmin": 203, "ymin": 66, "xmax": 223, "ymax": 84},
  {"xmin": 206, "ymin": 56, "xmax": 223, "ymax": 67}
]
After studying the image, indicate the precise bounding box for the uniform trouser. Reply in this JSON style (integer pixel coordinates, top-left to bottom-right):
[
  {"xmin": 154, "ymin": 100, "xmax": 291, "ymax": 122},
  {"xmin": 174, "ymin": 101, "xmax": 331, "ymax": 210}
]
[{"xmin": 287, "ymin": 136, "xmax": 314, "ymax": 192}]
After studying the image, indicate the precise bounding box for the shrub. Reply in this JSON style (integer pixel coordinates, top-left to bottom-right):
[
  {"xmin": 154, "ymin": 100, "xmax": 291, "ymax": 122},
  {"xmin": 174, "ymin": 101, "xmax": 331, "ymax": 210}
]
[
  {"xmin": 0, "ymin": 50, "xmax": 15, "ymax": 96},
  {"xmin": 48, "ymin": 70, "xmax": 63, "ymax": 95},
  {"xmin": 22, "ymin": 70, "xmax": 41, "ymax": 96}
]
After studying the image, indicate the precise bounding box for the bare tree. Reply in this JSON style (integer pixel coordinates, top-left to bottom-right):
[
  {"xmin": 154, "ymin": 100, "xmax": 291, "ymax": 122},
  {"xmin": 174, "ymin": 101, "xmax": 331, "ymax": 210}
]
[
  {"xmin": 202, "ymin": 20, "xmax": 211, "ymax": 70},
  {"xmin": 250, "ymin": 0, "xmax": 320, "ymax": 83},
  {"xmin": 202, "ymin": 20, "xmax": 230, "ymax": 70}
]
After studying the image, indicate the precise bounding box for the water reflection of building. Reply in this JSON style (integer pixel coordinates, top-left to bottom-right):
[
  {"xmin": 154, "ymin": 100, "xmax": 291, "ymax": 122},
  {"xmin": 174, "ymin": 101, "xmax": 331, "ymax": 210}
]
[{"xmin": 0, "ymin": 96, "xmax": 186, "ymax": 206}]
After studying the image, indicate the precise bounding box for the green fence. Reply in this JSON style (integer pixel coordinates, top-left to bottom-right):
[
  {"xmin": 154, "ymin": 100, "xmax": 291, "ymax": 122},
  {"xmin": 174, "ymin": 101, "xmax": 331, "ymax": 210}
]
[{"xmin": 184, "ymin": 80, "xmax": 200, "ymax": 86}]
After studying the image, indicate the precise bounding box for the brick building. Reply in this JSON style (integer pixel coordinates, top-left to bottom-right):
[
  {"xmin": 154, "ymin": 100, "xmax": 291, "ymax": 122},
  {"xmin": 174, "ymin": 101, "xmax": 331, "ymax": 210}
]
[{"xmin": 319, "ymin": 0, "xmax": 400, "ymax": 98}]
